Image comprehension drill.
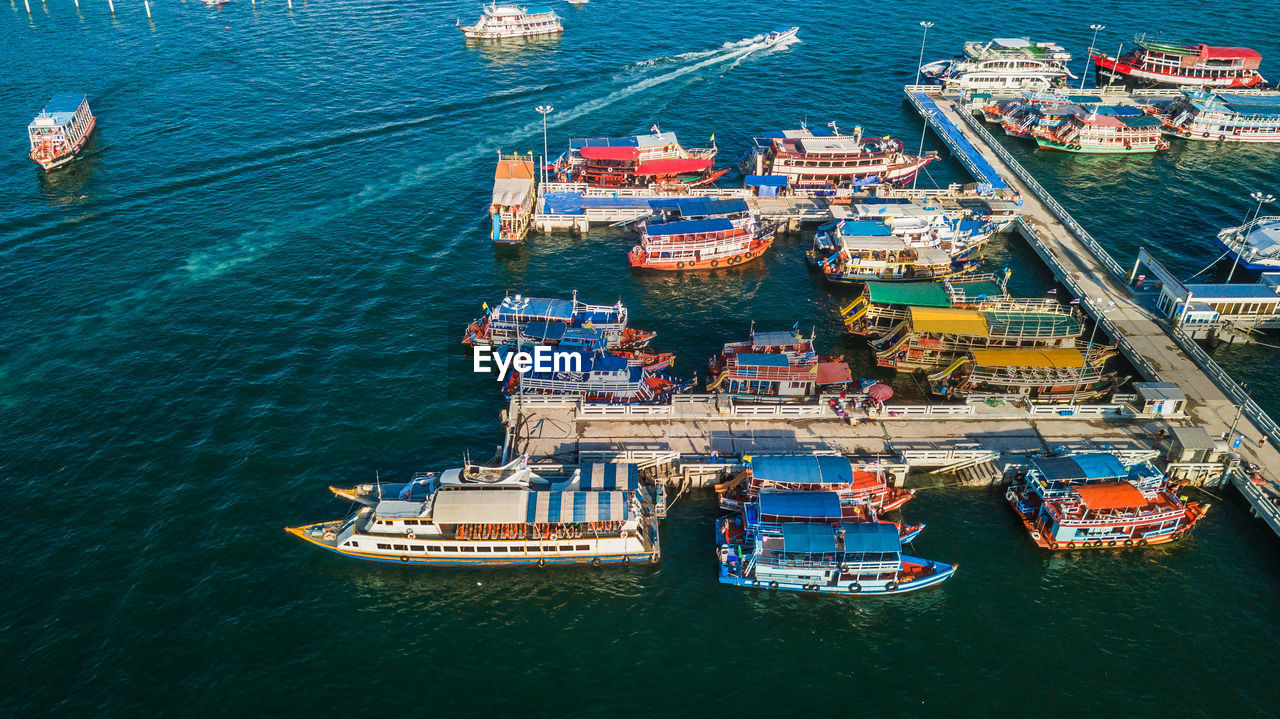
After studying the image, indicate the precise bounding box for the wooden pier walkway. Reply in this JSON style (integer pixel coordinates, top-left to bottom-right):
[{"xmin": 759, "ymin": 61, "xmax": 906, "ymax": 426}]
[{"xmin": 904, "ymin": 86, "xmax": 1280, "ymax": 537}]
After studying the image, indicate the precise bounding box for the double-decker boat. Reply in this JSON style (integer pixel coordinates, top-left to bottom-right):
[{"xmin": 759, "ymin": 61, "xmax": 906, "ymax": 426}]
[
  {"xmin": 500, "ymin": 348, "xmax": 689, "ymax": 403},
  {"xmin": 723, "ymin": 490, "xmax": 924, "ymax": 546},
  {"xmin": 463, "ymin": 291, "xmax": 655, "ymax": 350},
  {"xmin": 716, "ymin": 455, "xmax": 915, "ymax": 513},
  {"xmin": 1215, "ymin": 215, "xmax": 1280, "ymax": 271},
  {"xmin": 871, "ymin": 300, "xmax": 1084, "ymax": 371},
  {"xmin": 27, "ymin": 94, "xmax": 96, "ymax": 172},
  {"xmin": 458, "ymin": 3, "xmax": 563, "ymax": 39},
  {"xmin": 808, "ymin": 214, "xmax": 988, "ymax": 285},
  {"xmin": 927, "ymin": 346, "xmax": 1120, "ymax": 401},
  {"xmin": 746, "ymin": 124, "xmax": 935, "ymax": 192},
  {"xmin": 706, "ymin": 327, "xmax": 852, "ymax": 400},
  {"xmin": 840, "ymin": 273, "xmax": 1011, "ymax": 337},
  {"xmin": 288, "ymin": 458, "xmax": 663, "ymax": 566},
  {"xmin": 1092, "ymin": 35, "xmax": 1265, "ymax": 89},
  {"xmin": 491, "ymin": 154, "xmax": 536, "ymax": 243},
  {"xmin": 629, "ymin": 199, "xmax": 776, "ymax": 271},
  {"xmin": 920, "ymin": 38, "xmax": 1073, "ymax": 93},
  {"xmin": 1157, "ymin": 89, "xmax": 1280, "ymax": 143},
  {"xmin": 716, "ymin": 519, "xmax": 956, "ymax": 596},
  {"xmin": 558, "ymin": 131, "xmax": 724, "ymax": 189},
  {"xmin": 1007, "ymin": 453, "xmax": 1208, "ymax": 550},
  {"xmin": 1032, "ymin": 106, "xmax": 1168, "ymax": 153}
]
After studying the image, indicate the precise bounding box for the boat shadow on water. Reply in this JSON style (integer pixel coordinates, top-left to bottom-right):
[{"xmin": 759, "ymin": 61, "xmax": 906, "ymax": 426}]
[{"xmin": 36, "ymin": 133, "xmax": 103, "ymax": 207}]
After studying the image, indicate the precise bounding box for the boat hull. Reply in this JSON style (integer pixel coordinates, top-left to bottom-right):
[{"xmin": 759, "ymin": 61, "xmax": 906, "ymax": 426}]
[
  {"xmin": 1034, "ymin": 138, "xmax": 1159, "ymax": 154},
  {"xmin": 30, "ymin": 114, "xmax": 96, "ymax": 172},
  {"xmin": 718, "ymin": 554, "xmax": 957, "ymax": 596},
  {"xmin": 630, "ymin": 236, "xmax": 773, "ymax": 271}
]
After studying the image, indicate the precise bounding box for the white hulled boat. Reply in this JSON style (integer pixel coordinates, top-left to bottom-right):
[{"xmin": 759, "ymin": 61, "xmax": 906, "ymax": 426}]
[
  {"xmin": 921, "ymin": 38, "xmax": 1074, "ymax": 93},
  {"xmin": 459, "ymin": 3, "xmax": 562, "ymax": 40}
]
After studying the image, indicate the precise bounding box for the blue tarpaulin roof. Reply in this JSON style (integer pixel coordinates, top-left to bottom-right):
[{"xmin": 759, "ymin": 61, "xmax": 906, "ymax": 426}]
[
  {"xmin": 838, "ymin": 220, "xmax": 894, "ymax": 237},
  {"xmin": 646, "ymin": 218, "xmax": 734, "ymax": 236},
  {"xmin": 840, "ymin": 522, "xmax": 902, "ymax": 554},
  {"xmin": 43, "ymin": 93, "xmax": 85, "ymax": 114},
  {"xmin": 758, "ymin": 491, "xmax": 842, "ymax": 519},
  {"xmin": 578, "ymin": 463, "xmax": 639, "ymax": 491},
  {"xmin": 781, "ymin": 522, "xmax": 838, "ymax": 554},
  {"xmin": 495, "ymin": 297, "xmax": 575, "ymax": 320},
  {"xmin": 745, "ymin": 174, "xmax": 789, "ymax": 187},
  {"xmin": 518, "ymin": 321, "xmax": 568, "ymax": 341},
  {"xmin": 753, "ymin": 330, "xmax": 803, "ymax": 346},
  {"xmin": 752, "ymin": 455, "xmax": 853, "ymax": 485},
  {"xmin": 1032, "ymin": 453, "xmax": 1126, "ymax": 482},
  {"xmin": 736, "ymin": 353, "xmax": 791, "ymax": 367}
]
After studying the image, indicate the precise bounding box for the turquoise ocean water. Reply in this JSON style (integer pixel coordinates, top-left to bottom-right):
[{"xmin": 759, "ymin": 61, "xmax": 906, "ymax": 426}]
[{"xmin": 4, "ymin": 0, "xmax": 1280, "ymax": 714}]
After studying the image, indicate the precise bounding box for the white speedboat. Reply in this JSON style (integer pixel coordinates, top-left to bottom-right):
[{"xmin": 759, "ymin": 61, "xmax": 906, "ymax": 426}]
[{"xmin": 764, "ymin": 27, "xmax": 798, "ymax": 45}]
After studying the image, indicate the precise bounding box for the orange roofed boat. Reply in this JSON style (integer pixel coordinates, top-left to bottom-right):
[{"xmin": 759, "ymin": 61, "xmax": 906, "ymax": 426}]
[{"xmin": 490, "ymin": 153, "xmax": 536, "ymax": 243}]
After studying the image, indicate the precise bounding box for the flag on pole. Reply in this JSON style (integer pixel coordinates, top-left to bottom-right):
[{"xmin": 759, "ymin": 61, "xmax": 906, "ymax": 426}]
[
  {"xmin": 1070, "ymin": 298, "xmax": 1081, "ymax": 305},
  {"xmin": 1046, "ymin": 288, "xmax": 1057, "ymax": 295},
  {"xmin": 650, "ymin": 124, "xmax": 660, "ymax": 133},
  {"xmin": 709, "ymin": 133, "xmax": 715, "ymax": 144}
]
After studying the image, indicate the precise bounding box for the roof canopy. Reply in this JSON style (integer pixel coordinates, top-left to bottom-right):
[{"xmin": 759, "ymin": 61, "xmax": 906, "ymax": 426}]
[
  {"xmin": 745, "ymin": 174, "xmax": 788, "ymax": 187},
  {"xmin": 496, "ymin": 296, "xmax": 575, "ymax": 321},
  {"xmin": 867, "ymin": 281, "xmax": 952, "ymax": 308},
  {"xmin": 636, "ymin": 158, "xmax": 713, "ymax": 175},
  {"xmin": 815, "ymin": 362, "xmax": 853, "ymax": 385},
  {"xmin": 1032, "ymin": 453, "xmax": 1127, "ymax": 483},
  {"xmin": 1073, "ymin": 481, "xmax": 1148, "ymax": 510},
  {"xmin": 578, "ymin": 146, "xmax": 640, "ymax": 161},
  {"xmin": 578, "ymin": 463, "xmax": 639, "ymax": 491},
  {"xmin": 432, "ymin": 488, "xmax": 528, "ymax": 524},
  {"xmin": 736, "ymin": 353, "xmax": 791, "ymax": 367},
  {"xmin": 526, "ymin": 490, "xmax": 630, "ymax": 523},
  {"xmin": 780, "ymin": 522, "xmax": 838, "ymax": 554},
  {"xmin": 675, "ymin": 198, "xmax": 748, "ymax": 216},
  {"xmin": 837, "ymin": 220, "xmax": 894, "ymax": 237},
  {"xmin": 752, "ymin": 330, "xmax": 804, "ymax": 346},
  {"xmin": 840, "ymin": 521, "xmax": 902, "ymax": 554},
  {"xmin": 752, "ymin": 455, "xmax": 852, "ymax": 485},
  {"xmin": 758, "ymin": 491, "xmax": 842, "ymax": 519},
  {"xmin": 910, "ymin": 307, "xmax": 989, "ymax": 335},
  {"xmin": 970, "ymin": 347, "xmax": 1084, "ymax": 368},
  {"xmin": 646, "ymin": 217, "xmax": 734, "ymax": 236}
]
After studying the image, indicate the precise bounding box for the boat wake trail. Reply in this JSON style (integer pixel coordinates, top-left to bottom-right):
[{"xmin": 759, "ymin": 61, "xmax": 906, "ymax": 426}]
[{"xmin": 182, "ymin": 31, "xmax": 797, "ymax": 276}]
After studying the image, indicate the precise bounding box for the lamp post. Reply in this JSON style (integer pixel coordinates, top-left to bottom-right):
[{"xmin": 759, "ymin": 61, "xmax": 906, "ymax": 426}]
[
  {"xmin": 1069, "ymin": 298, "xmax": 1115, "ymax": 411},
  {"xmin": 912, "ymin": 110, "xmax": 932, "ymax": 190},
  {"xmin": 535, "ymin": 104, "xmax": 554, "ymax": 171},
  {"xmin": 913, "ymin": 21, "xmax": 935, "ymax": 87},
  {"xmin": 1226, "ymin": 192, "xmax": 1275, "ymax": 283},
  {"xmin": 1081, "ymin": 24, "xmax": 1105, "ymax": 90},
  {"xmin": 1228, "ymin": 381, "xmax": 1250, "ymax": 447}
]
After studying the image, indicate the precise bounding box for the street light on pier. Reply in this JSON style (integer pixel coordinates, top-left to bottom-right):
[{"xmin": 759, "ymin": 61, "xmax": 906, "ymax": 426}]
[
  {"xmin": 1069, "ymin": 298, "xmax": 1115, "ymax": 411},
  {"xmin": 536, "ymin": 104, "xmax": 554, "ymax": 175},
  {"xmin": 1226, "ymin": 192, "xmax": 1275, "ymax": 283},
  {"xmin": 1082, "ymin": 24, "xmax": 1105, "ymax": 90},
  {"xmin": 914, "ymin": 21, "xmax": 935, "ymax": 87}
]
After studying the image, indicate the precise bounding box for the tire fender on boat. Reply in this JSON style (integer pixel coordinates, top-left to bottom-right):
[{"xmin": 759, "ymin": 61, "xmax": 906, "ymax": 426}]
[
  {"xmin": 847, "ymin": 582, "xmax": 861, "ymax": 593},
  {"xmin": 1066, "ymin": 541, "xmax": 1076, "ymax": 549},
  {"xmin": 709, "ymin": 259, "xmax": 719, "ymax": 268},
  {"xmin": 676, "ymin": 261, "xmax": 685, "ymax": 269},
  {"xmin": 537, "ymin": 557, "xmax": 547, "ymax": 567},
  {"xmin": 1124, "ymin": 538, "xmax": 1134, "ymax": 547},
  {"xmin": 768, "ymin": 580, "xmax": 779, "ymax": 590},
  {"xmin": 619, "ymin": 530, "xmax": 629, "ymax": 539},
  {"xmin": 400, "ymin": 556, "xmax": 409, "ymax": 563},
  {"xmin": 1137, "ymin": 538, "xmax": 1148, "ymax": 546},
  {"xmin": 406, "ymin": 531, "xmax": 416, "ymax": 540},
  {"xmin": 885, "ymin": 580, "xmax": 899, "ymax": 591},
  {"xmin": 591, "ymin": 557, "xmax": 602, "ymax": 567},
  {"xmin": 1048, "ymin": 540, "xmax": 1059, "ymax": 549},
  {"xmin": 1030, "ymin": 529, "xmax": 1041, "ymax": 541}
]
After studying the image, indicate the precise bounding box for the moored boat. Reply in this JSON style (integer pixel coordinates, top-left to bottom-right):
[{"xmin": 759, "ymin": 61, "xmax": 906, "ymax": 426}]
[
  {"xmin": 1215, "ymin": 215, "xmax": 1280, "ymax": 271},
  {"xmin": 289, "ymin": 459, "xmax": 663, "ymax": 566},
  {"xmin": 808, "ymin": 213, "xmax": 988, "ymax": 285},
  {"xmin": 500, "ymin": 348, "xmax": 689, "ymax": 403},
  {"xmin": 706, "ymin": 327, "xmax": 852, "ymax": 400},
  {"xmin": 1092, "ymin": 35, "xmax": 1266, "ymax": 89},
  {"xmin": 1157, "ymin": 89, "xmax": 1280, "ymax": 143},
  {"xmin": 491, "ymin": 153, "xmax": 537, "ymax": 243},
  {"xmin": 921, "ymin": 38, "xmax": 1073, "ymax": 93},
  {"xmin": 1032, "ymin": 106, "xmax": 1167, "ymax": 153},
  {"xmin": 1007, "ymin": 452, "xmax": 1208, "ymax": 550},
  {"xmin": 629, "ymin": 199, "xmax": 776, "ymax": 271},
  {"xmin": 716, "ymin": 455, "xmax": 914, "ymax": 513},
  {"xmin": 927, "ymin": 346, "xmax": 1120, "ymax": 401},
  {"xmin": 557, "ymin": 131, "xmax": 723, "ymax": 189},
  {"xmin": 463, "ymin": 291, "xmax": 655, "ymax": 350},
  {"xmin": 27, "ymin": 94, "xmax": 96, "ymax": 172},
  {"xmin": 459, "ymin": 3, "xmax": 563, "ymax": 39},
  {"xmin": 717, "ymin": 520, "xmax": 955, "ymax": 596},
  {"xmin": 746, "ymin": 124, "xmax": 935, "ymax": 192},
  {"xmin": 840, "ymin": 273, "xmax": 1011, "ymax": 336}
]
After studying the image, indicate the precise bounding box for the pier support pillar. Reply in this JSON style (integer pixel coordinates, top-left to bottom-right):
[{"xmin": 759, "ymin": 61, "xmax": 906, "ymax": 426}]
[
  {"xmin": 25, "ymin": 0, "xmax": 30, "ymax": 13},
  {"xmin": 144, "ymin": 0, "xmax": 150, "ymax": 17},
  {"xmin": 107, "ymin": 0, "xmax": 114, "ymax": 13}
]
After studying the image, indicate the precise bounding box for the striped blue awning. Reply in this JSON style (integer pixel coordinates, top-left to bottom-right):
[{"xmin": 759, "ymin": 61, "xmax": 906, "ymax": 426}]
[
  {"xmin": 578, "ymin": 463, "xmax": 640, "ymax": 490},
  {"xmin": 526, "ymin": 491, "xmax": 629, "ymax": 523}
]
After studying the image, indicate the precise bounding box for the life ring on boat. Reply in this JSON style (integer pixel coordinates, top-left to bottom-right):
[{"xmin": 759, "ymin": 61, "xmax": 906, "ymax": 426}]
[
  {"xmin": 1123, "ymin": 142, "xmax": 1131, "ymax": 150},
  {"xmin": 323, "ymin": 531, "xmax": 337, "ymax": 541},
  {"xmin": 537, "ymin": 557, "xmax": 546, "ymax": 567},
  {"xmin": 744, "ymin": 252, "xmax": 753, "ymax": 259},
  {"xmin": 768, "ymin": 580, "xmax": 780, "ymax": 590},
  {"xmin": 1106, "ymin": 540, "xmax": 1117, "ymax": 547},
  {"xmin": 1066, "ymin": 541, "xmax": 1076, "ymax": 549},
  {"xmin": 620, "ymin": 530, "xmax": 629, "ymax": 539},
  {"xmin": 709, "ymin": 259, "xmax": 719, "ymax": 268},
  {"xmin": 649, "ymin": 554, "xmax": 658, "ymax": 564},
  {"xmin": 1088, "ymin": 540, "xmax": 1101, "ymax": 548},
  {"xmin": 885, "ymin": 580, "xmax": 899, "ymax": 591},
  {"xmin": 1069, "ymin": 143, "xmax": 1080, "ymax": 150},
  {"xmin": 400, "ymin": 556, "xmax": 409, "ymax": 563},
  {"xmin": 1202, "ymin": 132, "xmax": 1210, "ymax": 138},
  {"xmin": 839, "ymin": 563, "xmax": 851, "ymax": 573},
  {"xmin": 406, "ymin": 531, "xmax": 416, "ymax": 540},
  {"xmin": 591, "ymin": 557, "xmax": 602, "ymax": 567},
  {"xmin": 806, "ymin": 584, "xmax": 818, "ymax": 592},
  {"xmin": 1124, "ymin": 538, "xmax": 1134, "ymax": 547},
  {"xmin": 549, "ymin": 529, "xmax": 561, "ymax": 541},
  {"xmin": 847, "ymin": 582, "xmax": 862, "ymax": 593},
  {"xmin": 1137, "ymin": 538, "xmax": 1148, "ymax": 546},
  {"xmin": 1030, "ymin": 529, "xmax": 1042, "ymax": 541},
  {"xmin": 676, "ymin": 261, "xmax": 686, "ymax": 269}
]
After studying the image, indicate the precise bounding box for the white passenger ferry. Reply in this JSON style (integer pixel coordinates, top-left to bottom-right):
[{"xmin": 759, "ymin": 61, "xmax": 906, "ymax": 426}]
[
  {"xmin": 921, "ymin": 38, "xmax": 1074, "ymax": 93},
  {"xmin": 288, "ymin": 459, "xmax": 662, "ymax": 566},
  {"xmin": 459, "ymin": 3, "xmax": 562, "ymax": 40}
]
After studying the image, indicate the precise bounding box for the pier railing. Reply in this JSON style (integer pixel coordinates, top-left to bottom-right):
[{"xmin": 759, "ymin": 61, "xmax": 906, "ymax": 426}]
[{"xmin": 956, "ymin": 110, "xmax": 1129, "ymax": 280}]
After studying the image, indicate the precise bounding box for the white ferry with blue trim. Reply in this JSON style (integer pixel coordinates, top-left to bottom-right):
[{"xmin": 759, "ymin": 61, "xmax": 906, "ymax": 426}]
[
  {"xmin": 459, "ymin": 3, "xmax": 562, "ymax": 40},
  {"xmin": 287, "ymin": 459, "xmax": 662, "ymax": 566}
]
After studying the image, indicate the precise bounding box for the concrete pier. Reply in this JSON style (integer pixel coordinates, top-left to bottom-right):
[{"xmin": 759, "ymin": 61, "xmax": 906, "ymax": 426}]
[{"xmin": 903, "ymin": 85, "xmax": 1280, "ymax": 537}]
